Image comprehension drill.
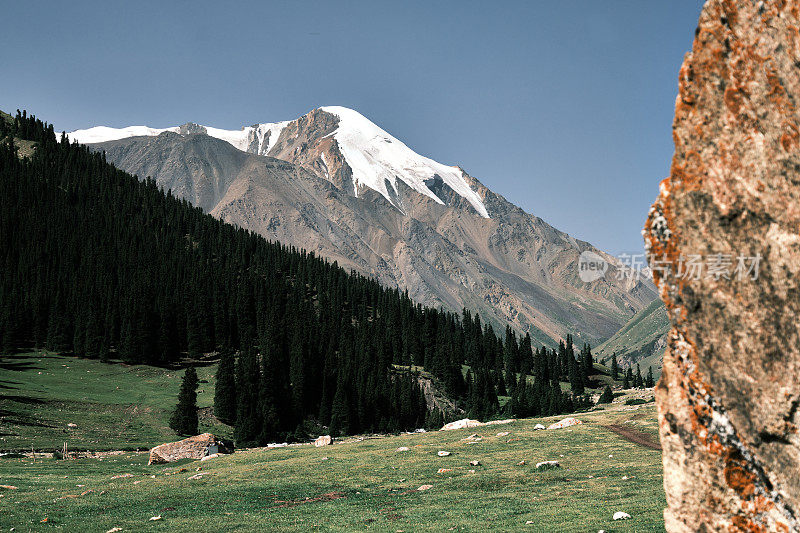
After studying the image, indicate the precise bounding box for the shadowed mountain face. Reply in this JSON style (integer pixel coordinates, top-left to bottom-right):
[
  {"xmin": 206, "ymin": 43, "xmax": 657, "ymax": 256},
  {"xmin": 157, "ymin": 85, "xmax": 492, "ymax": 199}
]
[{"xmin": 84, "ymin": 107, "xmax": 656, "ymax": 346}]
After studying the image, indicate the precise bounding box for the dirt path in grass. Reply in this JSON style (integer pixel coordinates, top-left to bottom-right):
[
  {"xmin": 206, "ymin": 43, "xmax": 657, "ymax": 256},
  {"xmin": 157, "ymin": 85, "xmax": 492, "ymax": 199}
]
[{"xmin": 603, "ymin": 424, "xmax": 661, "ymax": 450}]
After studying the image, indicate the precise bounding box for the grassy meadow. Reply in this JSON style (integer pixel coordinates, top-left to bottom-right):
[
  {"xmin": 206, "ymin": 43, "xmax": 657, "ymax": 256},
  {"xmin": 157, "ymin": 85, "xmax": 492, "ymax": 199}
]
[
  {"xmin": 0, "ymin": 352, "xmax": 229, "ymax": 451},
  {"xmin": 0, "ymin": 351, "xmax": 666, "ymax": 531}
]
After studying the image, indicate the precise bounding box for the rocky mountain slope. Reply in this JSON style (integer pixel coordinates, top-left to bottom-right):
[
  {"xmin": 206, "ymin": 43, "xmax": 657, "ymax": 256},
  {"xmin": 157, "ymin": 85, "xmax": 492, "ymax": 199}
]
[
  {"xmin": 595, "ymin": 299, "xmax": 668, "ymax": 374},
  {"xmin": 70, "ymin": 107, "xmax": 657, "ymax": 347},
  {"xmin": 646, "ymin": 0, "xmax": 800, "ymax": 530}
]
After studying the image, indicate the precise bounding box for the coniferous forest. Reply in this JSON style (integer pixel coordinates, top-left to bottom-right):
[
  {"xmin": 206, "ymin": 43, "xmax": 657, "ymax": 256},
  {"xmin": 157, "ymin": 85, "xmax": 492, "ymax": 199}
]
[{"xmin": 1, "ymin": 111, "xmax": 604, "ymax": 445}]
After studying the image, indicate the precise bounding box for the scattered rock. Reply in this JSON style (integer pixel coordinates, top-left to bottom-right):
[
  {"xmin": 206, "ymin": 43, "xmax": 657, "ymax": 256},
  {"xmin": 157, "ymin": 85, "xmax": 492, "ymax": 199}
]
[
  {"xmin": 469, "ymin": 460, "xmax": 480, "ymax": 466},
  {"xmin": 437, "ymin": 451, "xmax": 451, "ymax": 457},
  {"xmin": 483, "ymin": 419, "xmax": 514, "ymax": 426},
  {"xmin": 436, "ymin": 468, "xmax": 452, "ymax": 474},
  {"xmin": 314, "ymin": 435, "xmax": 332, "ymax": 447},
  {"xmin": 0, "ymin": 485, "xmax": 18, "ymax": 490},
  {"xmin": 533, "ymin": 424, "xmax": 546, "ymax": 431},
  {"xmin": 547, "ymin": 417, "xmax": 582, "ymax": 430},
  {"xmin": 417, "ymin": 485, "xmax": 433, "ymax": 491},
  {"xmin": 396, "ymin": 447, "xmax": 410, "ymax": 452},
  {"xmin": 535, "ymin": 461, "xmax": 560, "ymax": 470},
  {"xmin": 496, "ymin": 431, "xmax": 509, "ymax": 437},
  {"xmin": 67, "ymin": 423, "xmax": 77, "ymax": 428},
  {"xmin": 106, "ymin": 528, "xmax": 122, "ymax": 533},
  {"xmin": 517, "ymin": 460, "xmax": 526, "ymax": 466},
  {"xmin": 200, "ymin": 453, "xmax": 219, "ymax": 462},
  {"xmin": 440, "ymin": 419, "xmax": 483, "ymax": 431},
  {"xmin": 440, "ymin": 418, "xmax": 514, "ymax": 431},
  {"xmin": 148, "ymin": 433, "xmax": 232, "ymax": 465},
  {"xmin": 149, "ymin": 515, "xmax": 162, "ymax": 521},
  {"xmin": 187, "ymin": 473, "xmax": 208, "ymax": 480},
  {"xmin": 613, "ymin": 512, "xmax": 631, "ymax": 521}
]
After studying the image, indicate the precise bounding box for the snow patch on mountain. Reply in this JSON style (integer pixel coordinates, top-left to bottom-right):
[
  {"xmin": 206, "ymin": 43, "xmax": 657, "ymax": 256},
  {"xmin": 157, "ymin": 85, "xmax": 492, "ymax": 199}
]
[
  {"xmin": 209, "ymin": 122, "xmax": 290, "ymax": 155},
  {"xmin": 67, "ymin": 125, "xmax": 179, "ymax": 144},
  {"xmin": 320, "ymin": 106, "xmax": 489, "ymax": 218}
]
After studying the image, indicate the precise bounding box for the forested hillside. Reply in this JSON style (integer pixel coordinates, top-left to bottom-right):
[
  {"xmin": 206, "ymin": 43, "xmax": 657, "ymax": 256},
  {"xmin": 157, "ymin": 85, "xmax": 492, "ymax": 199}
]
[{"xmin": 1, "ymin": 111, "xmax": 597, "ymax": 444}]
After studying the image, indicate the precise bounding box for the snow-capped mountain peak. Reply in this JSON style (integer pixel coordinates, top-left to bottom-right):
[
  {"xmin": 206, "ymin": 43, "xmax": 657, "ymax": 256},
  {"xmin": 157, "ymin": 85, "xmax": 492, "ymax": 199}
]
[
  {"xmin": 318, "ymin": 106, "xmax": 489, "ymax": 218},
  {"xmin": 66, "ymin": 106, "xmax": 489, "ymax": 218}
]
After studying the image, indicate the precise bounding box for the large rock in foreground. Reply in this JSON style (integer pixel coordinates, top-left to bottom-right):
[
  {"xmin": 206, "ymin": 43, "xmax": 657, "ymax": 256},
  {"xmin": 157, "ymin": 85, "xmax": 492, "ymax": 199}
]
[
  {"xmin": 148, "ymin": 433, "xmax": 231, "ymax": 465},
  {"xmin": 645, "ymin": 1, "xmax": 800, "ymax": 530}
]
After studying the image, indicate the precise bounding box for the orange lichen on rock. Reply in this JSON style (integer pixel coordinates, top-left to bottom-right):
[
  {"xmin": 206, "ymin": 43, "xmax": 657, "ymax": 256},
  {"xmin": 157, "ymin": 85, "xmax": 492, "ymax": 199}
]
[{"xmin": 646, "ymin": 1, "xmax": 800, "ymax": 531}]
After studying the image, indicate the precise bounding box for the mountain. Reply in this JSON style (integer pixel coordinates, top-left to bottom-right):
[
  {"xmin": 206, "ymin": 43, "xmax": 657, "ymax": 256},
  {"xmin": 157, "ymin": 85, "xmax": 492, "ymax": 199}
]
[
  {"xmin": 1, "ymin": 109, "xmax": 591, "ymax": 443},
  {"xmin": 68, "ymin": 106, "xmax": 657, "ymax": 346},
  {"xmin": 594, "ymin": 299, "xmax": 668, "ymax": 375}
]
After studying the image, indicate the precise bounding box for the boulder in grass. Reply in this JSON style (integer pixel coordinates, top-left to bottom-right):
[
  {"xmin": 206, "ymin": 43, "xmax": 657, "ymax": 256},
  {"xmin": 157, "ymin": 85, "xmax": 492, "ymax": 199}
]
[
  {"xmin": 483, "ymin": 419, "xmax": 514, "ymax": 426},
  {"xmin": 314, "ymin": 435, "xmax": 332, "ymax": 447},
  {"xmin": 437, "ymin": 451, "xmax": 451, "ymax": 457},
  {"xmin": 440, "ymin": 419, "xmax": 483, "ymax": 431},
  {"xmin": 148, "ymin": 433, "xmax": 232, "ymax": 465},
  {"xmin": 613, "ymin": 511, "xmax": 631, "ymax": 521},
  {"xmin": 535, "ymin": 460, "xmax": 560, "ymax": 470},
  {"xmin": 547, "ymin": 417, "xmax": 582, "ymax": 430},
  {"xmin": 533, "ymin": 424, "xmax": 546, "ymax": 430}
]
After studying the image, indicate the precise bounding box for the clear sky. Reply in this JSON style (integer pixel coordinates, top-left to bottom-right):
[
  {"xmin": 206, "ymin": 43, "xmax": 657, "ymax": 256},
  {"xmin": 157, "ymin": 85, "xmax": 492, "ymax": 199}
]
[{"xmin": 1, "ymin": 1, "xmax": 704, "ymax": 254}]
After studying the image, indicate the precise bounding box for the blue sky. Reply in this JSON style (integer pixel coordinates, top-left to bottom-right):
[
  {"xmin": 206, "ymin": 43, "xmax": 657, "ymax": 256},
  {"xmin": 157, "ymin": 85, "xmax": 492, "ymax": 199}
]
[{"xmin": 1, "ymin": 1, "xmax": 703, "ymax": 254}]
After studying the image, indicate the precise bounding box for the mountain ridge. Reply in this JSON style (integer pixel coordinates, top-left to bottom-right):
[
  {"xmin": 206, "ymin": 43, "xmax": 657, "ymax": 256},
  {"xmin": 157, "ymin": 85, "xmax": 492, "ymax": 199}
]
[{"xmin": 69, "ymin": 106, "xmax": 657, "ymax": 346}]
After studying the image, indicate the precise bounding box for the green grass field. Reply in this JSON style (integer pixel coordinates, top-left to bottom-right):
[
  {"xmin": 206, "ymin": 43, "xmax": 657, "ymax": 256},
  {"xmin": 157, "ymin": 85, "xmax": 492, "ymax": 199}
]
[
  {"xmin": 0, "ymin": 352, "xmax": 666, "ymax": 531},
  {"xmin": 0, "ymin": 352, "xmax": 229, "ymax": 451}
]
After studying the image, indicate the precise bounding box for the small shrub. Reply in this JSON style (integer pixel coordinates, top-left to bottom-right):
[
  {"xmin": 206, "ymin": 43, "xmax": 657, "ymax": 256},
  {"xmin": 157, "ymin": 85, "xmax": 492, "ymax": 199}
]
[{"xmin": 625, "ymin": 398, "xmax": 647, "ymax": 406}]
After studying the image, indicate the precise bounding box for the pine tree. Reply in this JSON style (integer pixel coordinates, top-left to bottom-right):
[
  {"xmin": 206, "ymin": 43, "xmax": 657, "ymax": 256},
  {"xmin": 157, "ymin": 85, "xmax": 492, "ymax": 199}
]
[
  {"xmin": 234, "ymin": 344, "xmax": 261, "ymax": 445},
  {"xmin": 646, "ymin": 366, "xmax": 655, "ymax": 388},
  {"xmin": 169, "ymin": 367, "xmax": 199, "ymax": 436},
  {"xmin": 581, "ymin": 343, "xmax": 594, "ymax": 376},
  {"xmin": 635, "ymin": 363, "xmax": 643, "ymax": 388},
  {"xmin": 568, "ymin": 351, "xmax": 584, "ymax": 395},
  {"xmin": 329, "ymin": 375, "xmax": 351, "ymax": 437},
  {"xmin": 599, "ymin": 385, "xmax": 614, "ymax": 404},
  {"xmin": 214, "ymin": 348, "xmax": 237, "ymax": 425},
  {"xmin": 611, "ymin": 353, "xmax": 619, "ymax": 380}
]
